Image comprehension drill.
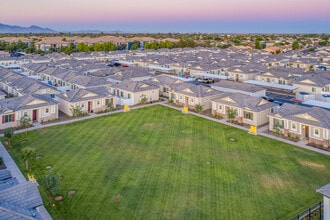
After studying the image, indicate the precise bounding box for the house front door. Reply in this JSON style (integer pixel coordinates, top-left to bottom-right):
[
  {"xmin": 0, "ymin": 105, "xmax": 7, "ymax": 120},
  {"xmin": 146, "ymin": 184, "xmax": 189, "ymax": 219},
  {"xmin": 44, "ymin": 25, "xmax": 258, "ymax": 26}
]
[
  {"xmin": 303, "ymin": 125, "xmax": 309, "ymax": 140},
  {"xmin": 88, "ymin": 101, "xmax": 92, "ymax": 113},
  {"xmin": 32, "ymin": 110, "xmax": 37, "ymax": 121}
]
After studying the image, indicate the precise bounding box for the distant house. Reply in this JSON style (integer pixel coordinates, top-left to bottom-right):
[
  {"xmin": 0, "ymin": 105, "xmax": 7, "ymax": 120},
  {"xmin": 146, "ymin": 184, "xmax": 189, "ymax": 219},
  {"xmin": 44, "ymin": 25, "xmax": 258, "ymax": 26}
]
[
  {"xmin": 0, "ymin": 94, "xmax": 59, "ymax": 130},
  {"xmin": 268, "ymin": 103, "xmax": 330, "ymax": 147},
  {"xmin": 56, "ymin": 87, "xmax": 116, "ymax": 116},
  {"xmin": 211, "ymin": 93, "xmax": 276, "ymax": 126},
  {"xmin": 211, "ymin": 80, "xmax": 266, "ymax": 97},
  {"xmin": 0, "ymin": 68, "xmax": 59, "ymax": 97},
  {"xmin": 148, "ymin": 75, "xmax": 184, "ymax": 98},
  {"xmin": 110, "ymin": 80, "xmax": 159, "ymax": 106}
]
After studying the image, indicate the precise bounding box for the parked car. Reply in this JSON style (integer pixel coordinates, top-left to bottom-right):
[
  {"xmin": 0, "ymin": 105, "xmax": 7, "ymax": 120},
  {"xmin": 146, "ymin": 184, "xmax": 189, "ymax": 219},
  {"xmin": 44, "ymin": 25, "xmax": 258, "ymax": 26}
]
[
  {"xmin": 197, "ymin": 77, "xmax": 214, "ymax": 84},
  {"xmin": 273, "ymin": 100, "xmax": 283, "ymax": 106},
  {"xmin": 261, "ymin": 96, "xmax": 274, "ymax": 102}
]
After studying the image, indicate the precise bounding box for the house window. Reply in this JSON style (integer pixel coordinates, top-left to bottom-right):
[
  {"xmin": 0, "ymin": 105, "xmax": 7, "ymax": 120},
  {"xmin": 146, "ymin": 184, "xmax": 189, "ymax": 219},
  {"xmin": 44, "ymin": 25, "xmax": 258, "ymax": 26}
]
[
  {"xmin": 180, "ymin": 96, "xmax": 183, "ymax": 100},
  {"xmin": 97, "ymin": 101, "xmax": 100, "ymax": 105},
  {"xmin": 2, "ymin": 114, "xmax": 15, "ymax": 124},
  {"xmin": 314, "ymin": 128, "xmax": 320, "ymax": 137},
  {"xmin": 312, "ymin": 87, "xmax": 316, "ymax": 92},
  {"xmin": 24, "ymin": 112, "xmax": 28, "ymax": 116},
  {"xmin": 45, "ymin": 108, "xmax": 49, "ymax": 113},
  {"xmin": 271, "ymin": 108, "xmax": 275, "ymax": 113},
  {"xmin": 120, "ymin": 91, "xmax": 124, "ymax": 97},
  {"xmin": 218, "ymin": 105, "xmax": 222, "ymax": 111},
  {"xmin": 81, "ymin": 103, "xmax": 85, "ymax": 107},
  {"xmin": 128, "ymin": 93, "xmax": 131, "ymax": 99},
  {"xmin": 274, "ymin": 119, "xmax": 284, "ymax": 128},
  {"xmin": 244, "ymin": 112, "xmax": 253, "ymax": 120},
  {"xmin": 291, "ymin": 123, "xmax": 297, "ymax": 131},
  {"xmin": 190, "ymin": 98, "xmax": 194, "ymax": 103}
]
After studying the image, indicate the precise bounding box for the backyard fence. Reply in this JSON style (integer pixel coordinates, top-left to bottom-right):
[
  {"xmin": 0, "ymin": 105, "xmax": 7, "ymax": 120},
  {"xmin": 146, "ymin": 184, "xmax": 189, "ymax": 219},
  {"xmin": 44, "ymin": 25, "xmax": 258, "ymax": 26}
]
[{"xmin": 290, "ymin": 201, "xmax": 323, "ymax": 220}]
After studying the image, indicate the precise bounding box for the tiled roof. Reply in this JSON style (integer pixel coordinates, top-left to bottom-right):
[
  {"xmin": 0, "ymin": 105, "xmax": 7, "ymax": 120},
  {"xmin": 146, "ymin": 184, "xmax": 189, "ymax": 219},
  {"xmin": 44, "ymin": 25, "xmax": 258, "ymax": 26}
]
[
  {"xmin": 317, "ymin": 183, "xmax": 330, "ymax": 198},
  {"xmin": 212, "ymin": 80, "xmax": 265, "ymax": 93},
  {"xmin": 113, "ymin": 80, "xmax": 159, "ymax": 93},
  {"xmin": 57, "ymin": 86, "xmax": 112, "ymax": 102},
  {"xmin": 272, "ymin": 103, "xmax": 330, "ymax": 129},
  {"xmin": 212, "ymin": 93, "xmax": 276, "ymax": 112},
  {"xmin": 0, "ymin": 94, "xmax": 58, "ymax": 114},
  {"xmin": 0, "ymin": 181, "xmax": 43, "ymax": 209}
]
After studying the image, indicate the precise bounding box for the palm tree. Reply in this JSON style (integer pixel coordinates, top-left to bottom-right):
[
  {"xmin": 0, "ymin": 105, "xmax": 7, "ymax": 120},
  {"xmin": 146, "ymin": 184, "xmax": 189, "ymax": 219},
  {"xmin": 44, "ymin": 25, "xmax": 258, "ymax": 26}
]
[{"xmin": 21, "ymin": 147, "xmax": 36, "ymax": 170}]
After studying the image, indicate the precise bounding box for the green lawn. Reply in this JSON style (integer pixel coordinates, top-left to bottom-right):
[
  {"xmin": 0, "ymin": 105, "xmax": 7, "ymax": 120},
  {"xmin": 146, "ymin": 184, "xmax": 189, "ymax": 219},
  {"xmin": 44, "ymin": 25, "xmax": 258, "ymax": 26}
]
[{"xmin": 4, "ymin": 105, "xmax": 330, "ymax": 219}]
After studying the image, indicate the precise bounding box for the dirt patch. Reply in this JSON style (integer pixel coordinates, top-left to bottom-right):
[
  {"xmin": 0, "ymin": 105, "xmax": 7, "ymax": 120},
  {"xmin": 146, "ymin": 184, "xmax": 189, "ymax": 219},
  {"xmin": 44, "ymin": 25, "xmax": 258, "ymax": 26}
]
[
  {"xmin": 299, "ymin": 160, "xmax": 325, "ymax": 169},
  {"xmin": 55, "ymin": 196, "xmax": 63, "ymax": 201},
  {"xmin": 68, "ymin": 190, "xmax": 76, "ymax": 195},
  {"xmin": 260, "ymin": 175, "xmax": 288, "ymax": 189},
  {"xmin": 177, "ymin": 137, "xmax": 193, "ymax": 146},
  {"xmin": 143, "ymin": 122, "xmax": 157, "ymax": 128}
]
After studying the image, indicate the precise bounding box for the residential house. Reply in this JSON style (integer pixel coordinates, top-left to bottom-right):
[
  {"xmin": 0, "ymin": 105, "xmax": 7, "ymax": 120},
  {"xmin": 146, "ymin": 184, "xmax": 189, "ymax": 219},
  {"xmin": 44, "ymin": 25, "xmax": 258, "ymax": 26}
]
[
  {"xmin": 170, "ymin": 83, "xmax": 222, "ymax": 110},
  {"xmin": 0, "ymin": 68, "xmax": 59, "ymax": 97},
  {"xmin": 268, "ymin": 103, "xmax": 330, "ymax": 147},
  {"xmin": 292, "ymin": 73, "xmax": 330, "ymax": 102},
  {"xmin": 148, "ymin": 75, "xmax": 184, "ymax": 98},
  {"xmin": 212, "ymin": 93, "xmax": 276, "ymax": 126},
  {"xmin": 211, "ymin": 80, "xmax": 266, "ymax": 97},
  {"xmin": 111, "ymin": 80, "xmax": 159, "ymax": 106},
  {"xmin": 0, "ymin": 94, "xmax": 59, "ymax": 129},
  {"xmin": 56, "ymin": 87, "xmax": 116, "ymax": 116}
]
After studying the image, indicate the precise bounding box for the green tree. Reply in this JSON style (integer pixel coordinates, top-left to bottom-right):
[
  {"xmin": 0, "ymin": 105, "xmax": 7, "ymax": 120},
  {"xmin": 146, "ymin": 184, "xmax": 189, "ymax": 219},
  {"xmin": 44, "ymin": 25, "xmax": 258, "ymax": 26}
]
[
  {"xmin": 319, "ymin": 41, "xmax": 329, "ymax": 46},
  {"xmin": 164, "ymin": 40, "xmax": 174, "ymax": 49},
  {"xmin": 21, "ymin": 147, "xmax": 36, "ymax": 170},
  {"xmin": 25, "ymin": 43, "xmax": 36, "ymax": 54},
  {"xmin": 255, "ymin": 39, "xmax": 261, "ymax": 49},
  {"xmin": 195, "ymin": 104, "xmax": 204, "ymax": 113},
  {"xmin": 42, "ymin": 170, "xmax": 62, "ymax": 204},
  {"xmin": 292, "ymin": 41, "xmax": 300, "ymax": 50},
  {"xmin": 227, "ymin": 108, "xmax": 238, "ymax": 123},
  {"xmin": 4, "ymin": 128, "xmax": 14, "ymax": 147},
  {"xmin": 70, "ymin": 105, "xmax": 84, "ymax": 117},
  {"xmin": 130, "ymin": 41, "xmax": 140, "ymax": 50},
  {"xmin": 20, "ymin": 115, "xmax": 31, "ymax": 130},
  {"xmin": 77, "ymin": 42, "xmax": 90, "ymax": 52},
  {"xmin": 139, "ymin": 94, "xmax": 148, "ymax": 104}
]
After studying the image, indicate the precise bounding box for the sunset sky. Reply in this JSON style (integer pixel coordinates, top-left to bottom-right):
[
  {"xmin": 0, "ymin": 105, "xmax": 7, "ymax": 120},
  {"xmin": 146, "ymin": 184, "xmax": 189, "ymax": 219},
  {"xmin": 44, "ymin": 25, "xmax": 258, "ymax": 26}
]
[{"xmin": 1, "ymin": 0, "xmax": 330, "ymax": 33}]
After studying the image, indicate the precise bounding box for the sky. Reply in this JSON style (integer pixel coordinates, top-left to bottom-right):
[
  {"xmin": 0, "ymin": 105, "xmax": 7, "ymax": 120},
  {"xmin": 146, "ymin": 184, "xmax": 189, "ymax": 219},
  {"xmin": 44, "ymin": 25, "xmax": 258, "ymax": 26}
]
[{"xmin": 1, "ymin": 0, "xmax": 330, "ymax": 33}]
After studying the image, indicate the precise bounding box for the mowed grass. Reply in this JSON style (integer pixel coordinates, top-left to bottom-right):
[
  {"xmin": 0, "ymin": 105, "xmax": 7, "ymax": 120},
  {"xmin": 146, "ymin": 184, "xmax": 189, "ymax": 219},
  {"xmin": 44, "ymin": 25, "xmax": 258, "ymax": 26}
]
[{"xmin": 5, "ymin": 105, "xmax": 330, "ymax": 219}]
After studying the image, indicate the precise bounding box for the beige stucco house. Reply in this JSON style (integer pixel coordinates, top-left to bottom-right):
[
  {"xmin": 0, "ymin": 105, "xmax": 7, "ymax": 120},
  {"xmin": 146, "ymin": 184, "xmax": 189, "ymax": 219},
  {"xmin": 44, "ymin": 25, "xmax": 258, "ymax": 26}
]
[
  {"xmin": 0, "ymin": 94, "xmax": 59, "ymax": 130},
  {"xmin": 56, "ymin": 87, "xmax": 116, "ymax": 116},
  {"xmin": 212, "ymin": 93, "xmax": 276, "ymax": 126},
  {"xmin": 169, "ymin": 83, "xmax": 222, "ymax": 110},
  {"xmin": 110, "ymin": 80, "xmax": 159, "ymax": 106},
  {"xmin": 268, "ymin": 103, "xmax": 330, "ymax": 147}
]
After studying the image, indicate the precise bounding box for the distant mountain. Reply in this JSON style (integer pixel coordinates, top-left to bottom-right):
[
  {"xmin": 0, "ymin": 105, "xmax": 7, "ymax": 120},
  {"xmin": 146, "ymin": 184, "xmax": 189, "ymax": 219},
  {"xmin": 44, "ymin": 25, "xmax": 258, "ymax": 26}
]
[
  {"xmin": 0, "ymin": 23, "xmax": 57, "ymax": 33},
  {"xmin": 68, "ymin": 30, "xmax": 127, "ymax": 34}
]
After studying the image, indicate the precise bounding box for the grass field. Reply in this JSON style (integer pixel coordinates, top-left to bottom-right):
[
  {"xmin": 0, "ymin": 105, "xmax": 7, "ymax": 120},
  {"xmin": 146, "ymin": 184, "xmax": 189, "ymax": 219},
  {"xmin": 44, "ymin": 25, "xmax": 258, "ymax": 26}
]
[{"xmin": 4, "ymin": 105, "xmax": 330, "ymax": 219}]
